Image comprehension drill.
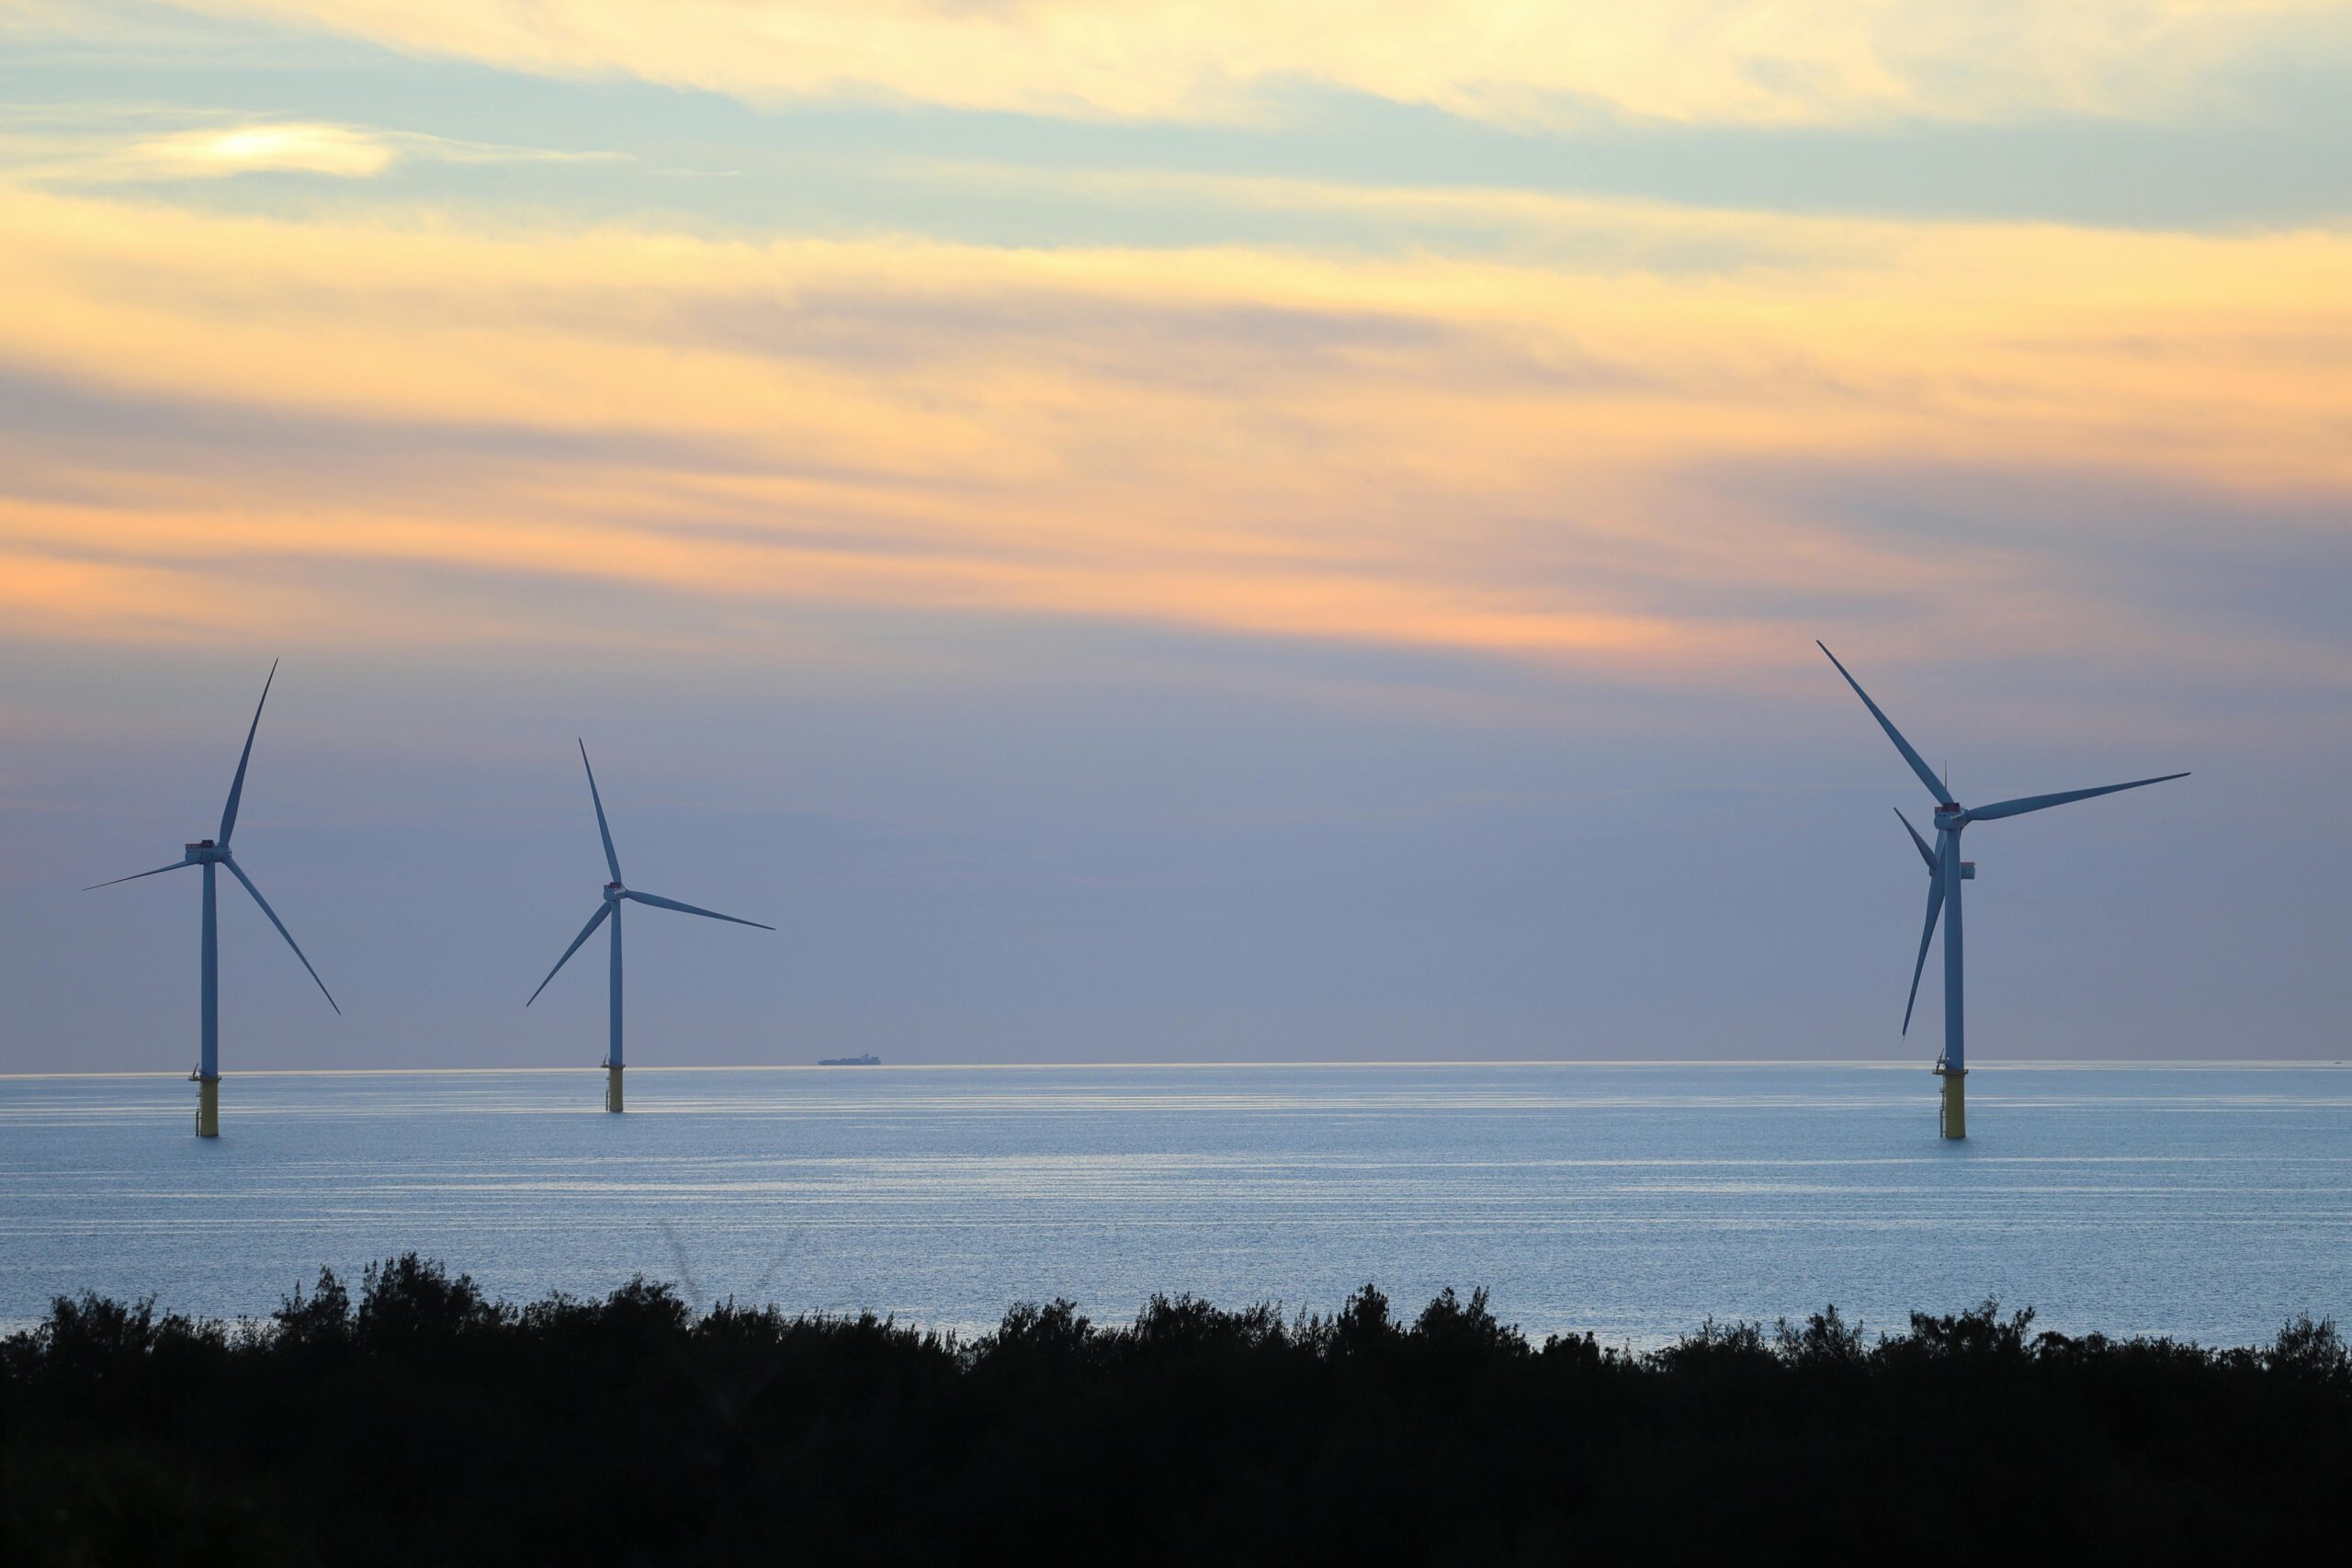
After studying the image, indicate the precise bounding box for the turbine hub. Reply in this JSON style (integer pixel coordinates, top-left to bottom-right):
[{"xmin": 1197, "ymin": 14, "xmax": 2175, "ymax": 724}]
[{"xmin": 603, "ymin": 882, "xmax": 624, "ymax": 898}]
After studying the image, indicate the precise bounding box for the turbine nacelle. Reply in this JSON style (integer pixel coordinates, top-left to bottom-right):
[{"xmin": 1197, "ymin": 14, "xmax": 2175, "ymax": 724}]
[
  {"xmin": 183, "ymin": 840, "xmax": 226, "ymax": 863},
  {"xmin": 604, "ymin": 882, "xmax": 624, "ymax": 898}
]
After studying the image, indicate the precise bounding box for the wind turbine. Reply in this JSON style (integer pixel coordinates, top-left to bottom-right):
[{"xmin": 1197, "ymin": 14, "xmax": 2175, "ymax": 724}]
[
  {"xmin": 86, "ymin": 661, "xmax": 339, "ymax": 1137},
  {"xmin": 1817, "ymin": 644, "xmax": 2186, "ymax": 1138},
  {"xmin": 527, "ymin": 742, "xmax": 773, "ymax": 1111}
]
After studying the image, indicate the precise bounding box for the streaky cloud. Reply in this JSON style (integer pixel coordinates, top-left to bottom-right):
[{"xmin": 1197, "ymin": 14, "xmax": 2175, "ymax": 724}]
[{"xmin": 146, "ymin": 0, "xmax": 2352, "ymax": 130}]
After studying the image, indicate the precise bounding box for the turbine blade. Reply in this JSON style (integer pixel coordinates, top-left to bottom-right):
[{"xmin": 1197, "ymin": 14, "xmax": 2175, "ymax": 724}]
[
  {"xmin": 1895, "ymin": 808, "xmax": 1935, "ymax": 871},
  {"xmin": 1816, "ymin": 642, "xmax": 1947, "ymax": 805},
  {"xmin": 1903, "ymin": 870, "xmax": 1946, "ymax": 1036},
  {"xmin": 221, "ymin": 858, "xmax": 339, "ymax": 1015},
  {"xmin": 580, "ymin": 740, "xmax": 621, "ymax": 884},
  {"xmin": 219, "ymin": 660, "xmax": 278, "ymax": 847},
  {"xmin": 623, "ymin": 889, "xmax": 774, "ymax": 931},
  {"xmin": 84, "ymin": 860, "xmax": 195, "ymax": 891},
  {"xmin": 1960, "ymin": 773, "xmax": 2189, "ymax": 824},
  {"xmin": 527, "ymin": 901, "xmax": 612, "ymax": 1006}
]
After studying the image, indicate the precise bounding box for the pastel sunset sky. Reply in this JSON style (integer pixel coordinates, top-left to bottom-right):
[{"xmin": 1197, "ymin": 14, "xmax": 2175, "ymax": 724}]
[{"xmin": 4, "ymin": 1, "xmax": 2346, "ymax": 1068}]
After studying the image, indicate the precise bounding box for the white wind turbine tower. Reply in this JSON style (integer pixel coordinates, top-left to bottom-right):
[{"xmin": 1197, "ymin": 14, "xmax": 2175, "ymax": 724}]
[
  {"xmin": 527, "ymin": 742, "xmax": 773, "ymax": 1111},
  {"xmin": 1818, "ymin": 643, "xmax": 2187, "ymax": 1137},
  {"xmin": 86, "ymin": 661, "xmax": 339, "ymax": 1137}
]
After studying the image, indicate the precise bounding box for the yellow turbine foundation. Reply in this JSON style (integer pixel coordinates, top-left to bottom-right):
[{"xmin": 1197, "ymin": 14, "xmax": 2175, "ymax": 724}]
[
  {"xmin": 197, "ymin": 1077, "xmax": 220, "ymax": 1138},
  {"xmin": 605, "ymin": 1065, "xmax": 624, "ymax": 1113},
  {"xmin": 1938, "ymin": 1068, "xmax": 1967, "ymax": 1140}
]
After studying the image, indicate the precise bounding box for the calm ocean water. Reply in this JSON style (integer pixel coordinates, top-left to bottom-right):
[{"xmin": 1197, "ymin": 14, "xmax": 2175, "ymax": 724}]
[{"xmin": 4, "ymin": 1063, "xmax": 2347, "ymax": 1346}]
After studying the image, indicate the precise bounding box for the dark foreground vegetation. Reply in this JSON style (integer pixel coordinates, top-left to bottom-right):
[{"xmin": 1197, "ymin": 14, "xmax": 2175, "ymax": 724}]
[{"xmin": 6, "ymin": 1258, "xmax": 2346, "ymax": 1565}]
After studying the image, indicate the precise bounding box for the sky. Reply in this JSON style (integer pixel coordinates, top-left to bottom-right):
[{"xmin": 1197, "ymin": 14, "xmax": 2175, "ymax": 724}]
[{"xmin": 2, "ymin": 0, "xmax": 2347, "ymax": 1072}]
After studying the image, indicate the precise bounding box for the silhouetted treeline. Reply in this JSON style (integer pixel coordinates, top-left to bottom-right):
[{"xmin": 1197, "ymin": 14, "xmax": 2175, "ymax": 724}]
[{"xmin": 6, "ymin": 1257, "xmax": 2346, "ymax": 1564}]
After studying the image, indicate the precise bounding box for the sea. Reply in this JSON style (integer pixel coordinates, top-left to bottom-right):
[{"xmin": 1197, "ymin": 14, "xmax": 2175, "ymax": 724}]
[{"xmin": 5, "ymin": 1062, "xmax": 2348, "ymax": 1348}]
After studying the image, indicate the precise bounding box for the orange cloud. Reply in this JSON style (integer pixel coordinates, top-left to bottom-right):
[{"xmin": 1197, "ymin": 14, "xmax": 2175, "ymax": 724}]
[{"xmin": 2, "ymin": 180, "xmax": 2347, "ymax": 684}]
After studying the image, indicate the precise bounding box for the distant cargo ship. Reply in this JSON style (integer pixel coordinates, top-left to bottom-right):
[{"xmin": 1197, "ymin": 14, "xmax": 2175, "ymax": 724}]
[{"xmin": 817, "ymin": 1054, "xmax": 883, "ymax": 1066}]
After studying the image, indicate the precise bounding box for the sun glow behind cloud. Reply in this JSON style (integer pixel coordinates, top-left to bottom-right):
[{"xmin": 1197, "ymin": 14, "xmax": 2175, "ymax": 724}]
[{"xmin": 135, "ymin": 120, "xmax": 395, "ymax": 176}]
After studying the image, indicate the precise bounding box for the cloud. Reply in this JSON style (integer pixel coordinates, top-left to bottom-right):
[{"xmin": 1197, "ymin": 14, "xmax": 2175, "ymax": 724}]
[
  {"xmin": 0, "ymin": 178, "xmax": 2346, "ymax": 696},
  {"xmin": 13, "ymin": 13, "xmax": 2348, "ymax": 239},
  {"xmin": 149, "ymin": 1, "xmax": 2352, "ymax": 128}
]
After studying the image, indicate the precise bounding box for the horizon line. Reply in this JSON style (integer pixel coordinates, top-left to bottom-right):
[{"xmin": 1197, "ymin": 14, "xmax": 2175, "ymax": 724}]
[{"xmin": 4, "ymin": 1058, "xmax": 2347, "ymax": 1081}]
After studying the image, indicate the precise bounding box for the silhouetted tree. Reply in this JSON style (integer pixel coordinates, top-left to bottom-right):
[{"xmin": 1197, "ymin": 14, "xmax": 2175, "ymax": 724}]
[
  {"xmin": 6, "ymin": 1262, "xmax": 2345, "ymax": 1565},
  {"xmin": 1774, "ymin": 1303, "xmax": 1870, "ymax": 1370}
]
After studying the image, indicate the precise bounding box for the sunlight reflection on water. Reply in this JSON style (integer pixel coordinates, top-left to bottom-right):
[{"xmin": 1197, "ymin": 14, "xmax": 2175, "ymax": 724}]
[{"xmin": 4, "ymin": 1063, "xmax": 2347, "ymax": 1346}]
